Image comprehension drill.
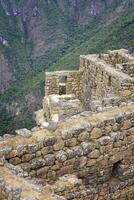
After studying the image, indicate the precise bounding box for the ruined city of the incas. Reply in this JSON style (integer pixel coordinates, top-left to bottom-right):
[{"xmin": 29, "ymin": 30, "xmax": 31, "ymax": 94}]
[{"xmin": 0, "ymin": 1, "xmax": 134, "ymax": 200}]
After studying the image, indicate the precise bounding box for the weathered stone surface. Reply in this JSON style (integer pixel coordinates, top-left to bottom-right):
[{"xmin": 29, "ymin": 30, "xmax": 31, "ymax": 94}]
[
  {"xmin": 98, "ymin": 136, "xmax": 111, "ymax": 146},
  {"xmin": 56, "ymin": 151, "xmax": 67, "ymax": 163},
  {"xmin": 5, "ymin": 150, "xmax": 18, "ymax": 159},
  {"xmin": 78, "ymin": 132, "xmax": 89, "ymax": 142},
  {"xmin": 37, "ymin": 167, "xmax": 49, "ymax": 178},
  {"xmin": 9, "ymin": 157, "xmax": 22, "ymax": 165},
  {"xmin": 90, "ymin": 128, "xmax": 102, "ymax": 139},
  {"xmin": 41, "ymin": 146, "xmax": 53, "ymax": 156},
  {"xmin": 43, "ymin": 136, "xmax": 56, "ymax": 146},
  {"xmin": 15, "ymin": 128, "xmax": 32, "ymax": 138},
  {"xmin": 122, "ymin": 120, "xmax": 132, "ymax": 130},
  {"xmin": 81, "ymin": 142, "xmax": 95, "ymax": 155},
  {"xmin": 79, "ymin": 156, "xmax": 87, "ymax": 168},
  {"xmin": 44, "ymin": 154, "xmax": 55, "ymax": 166},
  {"xmin": 72, "ymin": 146, "xmax": 83, "ymax": 157},
  {"xmin": 21, "ymin": 154, "xmax": 35, "ymax": 162},
  {"xmin": 53, "ymin": 139, "xmax": 64, "ymax": 151},
  {"xmin": 88, "ymin": 150, "xmax": 100, "ymax": 158},
  {"xmin": 65, "ymin": 138, "xmax": 77, "ymax": 147},
  {"xmin": 30, "ymin": 158, "xmax": 46, "ymax": 169},
  {"xmin": 87, "ymin": 159, "xmax": 97, "ymax": 167}
]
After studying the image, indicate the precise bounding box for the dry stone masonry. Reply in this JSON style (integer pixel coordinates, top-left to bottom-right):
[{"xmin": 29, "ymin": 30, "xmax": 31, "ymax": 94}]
[{"xmin": 0, "ymin": 49, "xmax": 134, "ymax": 200}]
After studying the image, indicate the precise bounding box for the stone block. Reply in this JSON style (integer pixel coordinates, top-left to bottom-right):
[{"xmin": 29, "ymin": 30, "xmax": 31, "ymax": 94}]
[
  {"xmin": 41, "ymin": 146, "xmax": 53, "ymax": 156},
  {"xmin": 88, "ymin": 149, "xmax": 100, "ymax": 159},
  {"xmin": 53, "ymin": 139, "xmax": 64, "ymax": 151},
  {"xmin": 65, "ymin": 138, "xmax": 77, "ymax": 147},
  {"xmin": 78, "ymin": 132, "xmax": 89, "ymax": 142},
  {"xmin": 37, "ymin": 167, "xmax": 49, "ymax": 178},
  {"xmin": 44, "ymin": 154, "xmax": 55, "ymax": 166},
  {"xmin": 56, "ymin": 151, "xmax": 67, "ymax": 163},
  {"xmin": 21, "ymin": 153, "xmax": 35, "ymax": 162},
  {"xmin": 9, "ymin": 157, "xmax": 21, "ymax": 165},
  {"xmin": 86, "ymin": 159, "xmax": 97, "ymax": 167},
  {"xmin": 90, "ymin": 128, "xmax": 102, "ymax": 139},
  {"xmin": 98, "ymin": 136, "xmax": 111, "ymax": 146}
]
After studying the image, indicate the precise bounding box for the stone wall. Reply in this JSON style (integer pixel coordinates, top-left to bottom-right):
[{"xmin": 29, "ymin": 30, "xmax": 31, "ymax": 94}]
[
  {"xmin": 0, "ymin": 105, "xmax": 133, "ymax": 188},
  {"xmin": 52, "ymin": 176, "xmax": 134, "ymax": 200},
  {"xmin": 45, "ymin": 71, "xmax": 83, "ymax": 98},
  {"xmin": 116, "ymin": 63, "xmax": 134, "ymax": 78},
  {"xmin": 0, "ymin": 49, "xmax": 134, "ymax": 200},
  {"xmin": 43, "ymin": 94, "xmax": 84, "ymax": 122},
  {"xmin": 100, "ymin": 49, "xmax": 134, "ymax": 66},
  {"xmin": 80, "ymin": 52, "xmax": 134, "ymax": 110},
  {"xmin": 45, "ymin": 50, "xmax": 134, "ymax": 112},
  {"xmin": 0, "ymin": 104, "xmax": 134, "ymax": 199}
]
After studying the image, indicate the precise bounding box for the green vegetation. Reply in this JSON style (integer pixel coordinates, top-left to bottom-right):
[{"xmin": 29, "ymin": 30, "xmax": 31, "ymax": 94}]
[
  {"xmin": 0, "ymin": 1, "xmax": 134, "ymax": 134},
  {"xmin": 0, "ymin": 5, "xmax": 31, "ymax": 76}
]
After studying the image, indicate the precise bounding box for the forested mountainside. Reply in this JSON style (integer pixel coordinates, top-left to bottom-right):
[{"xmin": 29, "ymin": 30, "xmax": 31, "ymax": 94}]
[{"xmin": 0, "ymin": 0, "xmax": 134, "ymax": 135}]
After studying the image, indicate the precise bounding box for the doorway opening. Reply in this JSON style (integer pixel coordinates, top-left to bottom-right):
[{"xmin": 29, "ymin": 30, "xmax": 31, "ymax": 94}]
[{"xmin": 59, "ymin": 76, "xmax": 67, "ymax": 95}]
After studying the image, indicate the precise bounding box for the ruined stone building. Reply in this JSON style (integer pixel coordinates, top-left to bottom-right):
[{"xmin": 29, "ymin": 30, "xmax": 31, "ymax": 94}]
[{"xmin": 0, "ymin": 49, "xmax": 134, "ymax": 200}]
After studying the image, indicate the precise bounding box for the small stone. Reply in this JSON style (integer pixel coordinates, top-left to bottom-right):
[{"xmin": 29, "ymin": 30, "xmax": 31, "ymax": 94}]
[
  {"xmin": 47, "ymin": 170, "xmax": 56, "ymax": 180},
  {"xmin": 41, "ymin": 146, "xmax": 53, "ymax": 156},
  {"xmin": 44, "ymin": 154, "xmax": 55, "ymax": 166},
  {"xmin": 37, "ymin": 167, "xmax": 49, "ymax": 178},
  {"xmin": 65, "ymin": 138, "xmax": 77, "ymax": 147},
  {"xmin": 21, "ymin": 153, "xmax": 35, "ymax": 162},
  {"xmin": 28, "ymin": 144, "xmax": 38, "ymax": 153},
  {"xmin": 61, "ymin": 130, "xmax": 72, "ymax": 139},
  {"xmin": 79, "ymin": 156, "xmax": 87, "ymax": 168},
  {"xmin": 56, "ymin": 151, "xmax": 67, "ymax": 163},
  {"xmin": 112, "ymin": 123, "xmax": 119, "ymax": 132},
  {"xmin": 78, "ymin": 132, "xmax": 89, "ymax": 142},
  {"xmin": 81, "ymin": 142, "xmax": 95, "ymax": 155},
  {"xmin": 53, "ymin": 139, "xmax": 64, "ymax": 151},
  {"xmin": 43, "ymin": 136, "xmax": 56, "ymax": 146},
  {"xmin": 122, "ymin": 120, "xmax": 132, "ymax": 130},
  {"xmin": 90, "ymin": 128, "xmax": 102, "ymax": 139},
  {"xmin": 15, "ymin": 128, "xmax": 32, "ymax": 137},
  {"xmin": 36, "ymin": 151, "xmax": 42, "ymax": 157},
  {"xmin": 20, "ymin": 163, "xmax": 31, "ymax": 173},
  {"xmin": 17, "ymin": 144, "xmax": 28, "ymax": 156},
  {"xmin": 29, "ymin": 170, "xmax": 36, "ymax": 177},
  {"xmin": 30, "ymin": 158, "xmax": 46, "ymax": 169},
  {"xmin": 5, "ymin": 150, "xmax": 18, "ymax": 159},
  {"xmin": 88, "ymin": 149, "xmax": 100, "ymax": 158},
  {"xmin": 72, "ymin": 146, "xmax": 83, "ymax": 156},
  {"xmin": 9, "ymin": 157, "xmax": 21, "ymax": 165},
  {"xmin": 99, "ymin": 136, "xmax": 111, "ymax": 146},
  {"xmin": 87, "ymin": 159, "xmax": 96, "ymax": 167},
  {"xmin": 65, "ymin": 149, "xmax": 74, "ymax": 159}
]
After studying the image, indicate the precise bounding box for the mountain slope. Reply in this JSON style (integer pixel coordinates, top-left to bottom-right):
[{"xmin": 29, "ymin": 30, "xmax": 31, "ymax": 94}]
[{"xmin": 0, "ymin": 0, "xmax": 134, "ymax": 135}]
